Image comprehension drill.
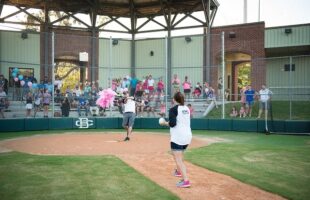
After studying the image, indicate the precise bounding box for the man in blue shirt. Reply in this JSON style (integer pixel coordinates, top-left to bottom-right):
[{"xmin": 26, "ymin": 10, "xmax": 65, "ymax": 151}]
[
  {"xmin": 77, "ymin": 93, "xmax": 89, "ymax": 117},
  {"xmin": 130, "ymin": 76, "xmax": 138, "ymax": 96},
  {"xmin": 244, "ymin": 85, "xmax": 256, "ymax": 117}
]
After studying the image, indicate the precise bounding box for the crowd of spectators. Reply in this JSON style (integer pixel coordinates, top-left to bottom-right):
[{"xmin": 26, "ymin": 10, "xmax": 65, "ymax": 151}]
[{"xmin": 0, "ymin": 72, "xmax": 272, "ymax": 119}]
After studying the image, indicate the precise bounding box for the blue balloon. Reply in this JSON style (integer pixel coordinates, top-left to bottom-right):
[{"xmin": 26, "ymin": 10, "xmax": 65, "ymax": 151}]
[
  {"xmin": 18, "ymin": 74, "xmax": 24, "ymax": 80},
  {"xmin": 32, "ymin": 83, "xmax": 37, "ymax": 89},
  {"xmin": 13, "ymin": 68, "xmax": 19, "ymax": 73},
  {"xmin": 12, "ymin": 72, "xmax": 17, "ymax": 77}
]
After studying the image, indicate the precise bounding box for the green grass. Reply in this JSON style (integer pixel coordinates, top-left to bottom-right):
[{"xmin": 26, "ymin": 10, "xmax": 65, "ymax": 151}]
[
  {"xmin": 0, "ymin": 152, "xmax": 178, "ymax": 200},
  {"xmin": 207, "ymin": 101, "xmax": 310, "ymax": 120},
  {"xmin": 186, "ymin": 131, "xmax": 310, "ymax": 200},
  {"xmin": 1, "ymin": 130, "xmax": 310, "ymax": 200},
  {"xmin": 0, "ymin": 130, "xmax": 178, "ymax": 200}
]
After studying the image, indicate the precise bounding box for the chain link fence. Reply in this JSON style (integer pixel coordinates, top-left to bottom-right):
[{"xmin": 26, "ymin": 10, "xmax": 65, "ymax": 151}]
[{"xmin": 0, "ymin": 30, "xmax": 309, "ymax": 120}]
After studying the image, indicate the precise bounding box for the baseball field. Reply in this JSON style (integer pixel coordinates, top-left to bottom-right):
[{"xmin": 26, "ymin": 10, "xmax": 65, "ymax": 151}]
[{"xmin": 0, "ymin": 130, "xmax": 309, "ymax": 200}]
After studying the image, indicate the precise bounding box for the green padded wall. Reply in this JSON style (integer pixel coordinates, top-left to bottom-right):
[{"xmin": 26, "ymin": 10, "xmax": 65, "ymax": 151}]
[
  {"xmin": 286, "ymin": 121, "xmax": 310, "ymax": 133},
  {"xmin": 96, "ymin": 118, "xmax": 119, "ymax": 129},
  {"xmin": 191, "ymin": 118, "xmax": 209, "ymax": 130},
  {"xmin": 49, "ymin": 118, "xmax": 73, "ymax": 130},
  {"xmin": 0, "ymin": 118, "xmax": 309, "ymax": 133},
  {"xmin": 232, "ymin": 119, "xmax": 257, "ymax": 132},
  {"xmin": 209, "ymin": 119, "xmax": 232, "ymax": 131},
  {"xmin": 25, "ymin": 118, "xmax": 49, "ymax": 131},
  {"xmin": 0, "ymin": 119, "xmax": 24, "ymax": 132}
]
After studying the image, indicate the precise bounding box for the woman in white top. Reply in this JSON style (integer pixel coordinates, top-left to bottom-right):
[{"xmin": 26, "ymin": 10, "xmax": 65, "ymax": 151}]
[
  {"xmin": 257, "ymin": 84, "xmax": 273, "ymax": 119},
  {"xmin": 162, "ymin": 92, "xmax": 192, "ymax": 188}
]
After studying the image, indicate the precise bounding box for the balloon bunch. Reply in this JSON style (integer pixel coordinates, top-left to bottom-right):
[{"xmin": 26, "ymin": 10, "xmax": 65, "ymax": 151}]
[
  {"xmin": 11, "ymin": 68, "xmax": 33, "ymax": 88},
  {"xmin": 96, "ymin": 88, "xmax": 117, "ymax": 108}
]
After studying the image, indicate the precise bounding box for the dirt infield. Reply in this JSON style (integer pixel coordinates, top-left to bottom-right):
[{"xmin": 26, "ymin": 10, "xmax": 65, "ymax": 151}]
[{"xmin": 0, "ymin": 132, "xmax": 285, "ymax": 200}]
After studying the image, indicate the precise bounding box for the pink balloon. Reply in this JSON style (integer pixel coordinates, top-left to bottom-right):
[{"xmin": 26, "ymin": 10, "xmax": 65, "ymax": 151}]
[
  {"xmin": 28, "ymin": 82, "xmax": 32, "ymax": 87},
  {"xmin": 20, "ymin": 80, "xmax": 25, "ymax": 86},
  {"xmin": 14, "ymin": 77, "xmax": 19, "ymax": 82}
]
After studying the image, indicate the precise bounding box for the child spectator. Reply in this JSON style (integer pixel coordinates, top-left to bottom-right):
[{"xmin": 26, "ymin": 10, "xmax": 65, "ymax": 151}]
[
  {"xmin": 146, "ymin": 95, "xmax": 156, "ymax": 117},
  {"xmin": 230, "ymin": 106, "xmax": 238, "ymax": 117},
  {"xmin": 193, "ymin": 82, "xmax": 202, "ymax": 98},
  {"xmin": 187, "ymin": 104, "xmax": 194, "ymax": 118},
  {"xmin": 25, "ymin": 92, "xmax": 33, "ymax": 118},
  {"xmin": 158, "ymin": 102, "xmax": 166, "ymax": 117},
  {"xmin": 157, "ymin": 77, "xmax": 165, "ymax": 94},
  {"xmin": 42, "ymin": 89, "xmax": 51, "ymax": 118},
  {"xmin": 239, "ymin": 106, "xmax": 246, "ymax": 118},
  {"xmin": 33, "ymin": 90, "xmax": 42, "ymax": 118},
  {"xmin": 0, "ymin": 87, "xmax": 6, "ymax": 118}
]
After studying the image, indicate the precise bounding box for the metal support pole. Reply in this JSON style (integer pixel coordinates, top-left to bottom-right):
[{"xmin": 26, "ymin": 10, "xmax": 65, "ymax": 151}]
[
  {"xmin": 51, "ymin": 32, "xmax": 55, "ymax": 118},
  {"xmin": 289, "ymin": 56, "xmax": 292, "ymax": 120},
  {"xmin": 221, "ymin": 31, "xmax": 225, "ymax": 119},
  {"xmin": 109, "ymin": 36, "xmax": 113, "ymax": 117},
  {"xmin": 131, "ymin": 34, "xmax": 136, "ymax": 77},
  {"xmin": 44, "ymin": 6, "xmax": 49, "ymax": 77},
  {"xmin": 91, "ymin": 29, "xmax": 96, "ymax": 83},
  {"xmin": 206, "ymin": 27, "xmax": 211, "ymax": 83},
  {"xmin": 165, "ymin": 36, "xmax": 168, "ymax": 118},
  {"xmin": 258, "ymin": 0, "xmax": 261, "ymax": 21},
  {"xmin": 109, "ymin": 37, "xmax": 112, "ymax": 88}
]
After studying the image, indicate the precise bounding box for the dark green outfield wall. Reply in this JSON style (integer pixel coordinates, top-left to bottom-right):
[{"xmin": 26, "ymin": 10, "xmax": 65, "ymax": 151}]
[{"xmin": 0, "ymin": 118, "xmax": 309, "ymax": 134}]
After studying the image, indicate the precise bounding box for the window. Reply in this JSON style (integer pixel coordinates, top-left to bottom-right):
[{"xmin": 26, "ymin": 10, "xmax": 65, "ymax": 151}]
[{"xmin": 284, "ymin": 64, "xmax": 295, "ymax": 71}]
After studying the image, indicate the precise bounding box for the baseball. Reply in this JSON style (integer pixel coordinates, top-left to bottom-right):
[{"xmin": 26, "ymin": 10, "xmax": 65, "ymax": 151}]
[{"xmin": 159, "ymin": 117, "xmax": 166, "ymax": 125}]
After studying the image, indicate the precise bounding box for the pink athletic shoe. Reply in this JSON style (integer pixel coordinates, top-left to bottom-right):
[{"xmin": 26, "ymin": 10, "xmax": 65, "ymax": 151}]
[
  {"xmin": 174, "ymin": 169, "xmax": 182, "ymax": 177},
  {"xmin": 176, "ymin": 180, "xmax": 191, "ymax": 188}
]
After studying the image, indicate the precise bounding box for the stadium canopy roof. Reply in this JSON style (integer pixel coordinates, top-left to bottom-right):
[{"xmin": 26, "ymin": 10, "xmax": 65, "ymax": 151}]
[{"xmin": 0, "ymin": 0, "xmax": 219, "ymax": 33}]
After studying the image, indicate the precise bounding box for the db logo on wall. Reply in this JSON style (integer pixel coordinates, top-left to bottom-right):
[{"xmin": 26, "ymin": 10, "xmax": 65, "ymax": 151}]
[{"xmin": 75, "ymin": 118, "xmax": 94, "ymax": 129}]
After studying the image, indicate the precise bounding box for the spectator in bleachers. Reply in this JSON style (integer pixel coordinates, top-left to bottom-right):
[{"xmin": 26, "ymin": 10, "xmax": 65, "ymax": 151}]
[
  {"xmin": 135, "ymin": 80, "xmax": 144, "ymax": 97},
  {"xmin": 187, "ymin": 103, "xmax": 194, "ymax": 118},
  {"xmin": 182, "ymin": 76, "xmax": 192, "ymax": 101},
  {"xmin": 130, "ymin": 76, "xmax": 138, "ymax": 96},
  {"xmin": 42, "ymin": 89, "xmax": 51, "ymax": 118},
  {"xmin": 206, "ymin": 86, "xmax": 218, "ymax": 108},
  {"xmin": 158, "ymin": 102, "xmax": 166, "ymax": 117},
  {"xmin": 245, "ymin": 85, "xmax": 256, "ymax": 117},
  {"xmin": 70, "ymin": 92, "xmax": 78, "ymax": 108},
  {"xmin": 84, "ymin": 82, "xmax": 91, "ymax": 97},
  {"xmin": 147, "ymin": 75, "xmax": 155, "ymax": 96},
  {"xmin": 257, "ymin": 84, "xmax": 273, "ymax": 119},
  {"xmin": 0, "ymin": 87, "xmax": 7, "ymax": 118},
  {"xmin": 33, "ymin": 90, "xmax": 42, "ymax": 118},
  {"xmin": 91, "ymin": 84, "xmax": 98, "ymax": 97},
  {"xmin": 240, "ymin": 87, "xmax": 246, "ymax": 106},
  {"xmin": 239, "ymin": 106, "xmax": 246, "ymax": 118},
  {"xmin": 89, "ymin": 95, "xmax": 99, "ymax": 116},
  {"xmin": 230, "ymin": 106, "xmax": 238, "ymax": 117},
  {"xmin": 73, "ymin": 85, "xmax": 81, "ymax": 97},
  {"xmin": 121, "ymin": 77, "xmax": 130, "ymax": 89},
  {"xmin": 157, "ymin": 77, "xmax": 164, "ymax": 94},
  {"xmin": 193, "ymin": 82, "xmax": 202, "ymax": 98},
  {"xmin": 146, "ymin": 95, "xmax": 156, "ymax": 117},
  {"xmin": 25, "ymin": 92, "xmax": 33, "ymax": 118},
  {"xmin": 61, "ymin": 97, "xmax": 70, "ymax": 117},
  {"xmin": 142, "ymin": 76, "xmax": 149, "ymax": 95},
  {"xmin": 77, "ymin": 93, "xmax": 89, "ymax": 117},
  {"xmin": 0, "ymin": 74, "xmax": 8, "ymax": 94},
  {"xmin": 203, "ymin": 82, "xmax": 209, "ymax": 98},
  {"xmin": 171, "ymin": 74, "xmax": 180, "ymax": 95}
]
